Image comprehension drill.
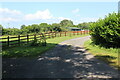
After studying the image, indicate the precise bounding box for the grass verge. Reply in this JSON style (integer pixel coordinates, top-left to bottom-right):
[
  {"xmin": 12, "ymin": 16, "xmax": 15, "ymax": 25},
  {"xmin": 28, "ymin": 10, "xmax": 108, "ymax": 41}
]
[
  {"xmin": 84, "ymin": 39, "xmax": 120, "ymax": 70},
  {"xmin": 3, "ymin": 34, "xmax": 89, "ymax": 58}
]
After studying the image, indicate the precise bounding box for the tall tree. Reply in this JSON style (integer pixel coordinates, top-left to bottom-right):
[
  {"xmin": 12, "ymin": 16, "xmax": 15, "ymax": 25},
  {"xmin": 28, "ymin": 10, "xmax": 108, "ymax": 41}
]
[{"xmin": 60, "ymin": 19, "xmax": 73, "ymax": 27}]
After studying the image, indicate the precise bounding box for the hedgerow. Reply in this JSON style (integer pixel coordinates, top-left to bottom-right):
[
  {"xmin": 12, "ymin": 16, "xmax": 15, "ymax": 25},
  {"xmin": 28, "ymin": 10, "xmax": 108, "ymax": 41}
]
[{"xmin": 90, "ymin": 12, "xmax": 120, "ymax": 48}]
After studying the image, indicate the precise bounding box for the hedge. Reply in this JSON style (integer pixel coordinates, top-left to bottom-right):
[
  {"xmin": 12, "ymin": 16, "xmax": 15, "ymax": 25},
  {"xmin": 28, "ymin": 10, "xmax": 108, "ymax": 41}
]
[{"xmin": 90, "ymin": 12, "xmax": 120, "ymax": 48}]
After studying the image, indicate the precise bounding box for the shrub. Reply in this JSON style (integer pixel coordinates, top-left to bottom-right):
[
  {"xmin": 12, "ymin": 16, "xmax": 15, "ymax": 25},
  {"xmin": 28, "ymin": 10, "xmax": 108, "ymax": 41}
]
[
  {"xmin": 30, "ymin": 33, "xmax": 46, "ymax": 46},
  {"xmin": 90, "ymin": 12, "xmax": 120, "ymax": 48},
  {"xmin": 30, "ymin": 36, "xmax": 40, "ymax": 46}
]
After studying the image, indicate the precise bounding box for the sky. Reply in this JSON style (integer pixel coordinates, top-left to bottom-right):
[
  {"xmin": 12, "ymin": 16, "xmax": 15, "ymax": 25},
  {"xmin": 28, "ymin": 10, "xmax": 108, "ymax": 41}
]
[{"xmin": 0, "ymin": 2, "xmax": 118, "ymax": 29}]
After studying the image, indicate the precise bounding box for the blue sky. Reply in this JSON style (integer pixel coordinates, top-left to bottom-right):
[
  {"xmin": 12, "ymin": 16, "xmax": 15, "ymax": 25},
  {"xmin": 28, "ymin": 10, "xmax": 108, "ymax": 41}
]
[{"xmin": 0, "ymin": 2, "xmax": 118, "ymax": 28}]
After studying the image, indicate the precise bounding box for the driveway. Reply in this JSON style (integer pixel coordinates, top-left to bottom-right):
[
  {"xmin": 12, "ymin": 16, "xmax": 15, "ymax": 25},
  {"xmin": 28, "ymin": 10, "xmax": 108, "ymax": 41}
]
[{"xmin": 2, "ymin": 36, "xmax": 119, "ymax": 79}]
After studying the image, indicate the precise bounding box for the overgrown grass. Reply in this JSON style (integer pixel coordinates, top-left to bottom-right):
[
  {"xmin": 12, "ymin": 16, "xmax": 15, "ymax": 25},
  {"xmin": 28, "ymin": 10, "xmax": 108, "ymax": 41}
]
[
  {"xmin": 2, "ymin": 34, "xmax": 89, "ymax": 58},
  {"xmin": 84, "ymin": 39, "xmax": 120, "ymax": 70}
]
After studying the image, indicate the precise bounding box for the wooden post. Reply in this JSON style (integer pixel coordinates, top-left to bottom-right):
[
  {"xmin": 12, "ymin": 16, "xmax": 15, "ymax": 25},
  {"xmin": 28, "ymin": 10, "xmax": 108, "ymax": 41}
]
[
  {"xmin": 73, "ymin": 31, "xmax": 75, "ymax": 35},
  {"xmin": 77, "ymin": 31, "xmax": 79, "ymax": 35},
  {"xmin": 27, "ymin": 34, "xmax": 29, "ymax": 43},
  {"xmin": 34, "ymin": 34, "xmax": 36, "ymax": 40},
  {"xmin": 52, "ymin": 32, "xmax": 54, "ymax": 38},
  {"xmin": 70, "ymin": 31, "xmax": 71, "ymax": 37},
  {"xmin": 60, "ymin": 32, "xmax": 61, "ymax": 37},
  {"xmin": 7, "ymin": 36, "xmax": 9, "ymax": 47},
  {"xmin": 49, "ymin": 32, "xmax": 51, "ymax": 38},
  {"xmin": 18, "ymin": 35, "xmax": 20, "ymax": 46},
  {"xmin": 65, "ymin": 32, "xmax": 66, "ymax": 36}
]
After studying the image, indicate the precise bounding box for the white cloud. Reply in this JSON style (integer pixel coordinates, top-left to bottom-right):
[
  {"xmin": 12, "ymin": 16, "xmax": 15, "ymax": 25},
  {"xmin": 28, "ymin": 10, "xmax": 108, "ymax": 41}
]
[
  {"xmin": 0, "ymin": 8, "xmax": 22, "ymax": 15},
  {"xmin": 0, "ymin": 8, "xmax": 23, "ymax": 22},
  {"xmin": 24, "ymin": 9, "xmax": 53, "ymax": 20},
  {"xmin": 0, "ymin": 8, "xmax": 100, "ymax": 28},
  {"xmin": 0, "ymin": 17, "xmax": 18, "ymax": 22},
  {"xmin": 72, "ymin": 8, "xmax": 80, "ymax": 13}
]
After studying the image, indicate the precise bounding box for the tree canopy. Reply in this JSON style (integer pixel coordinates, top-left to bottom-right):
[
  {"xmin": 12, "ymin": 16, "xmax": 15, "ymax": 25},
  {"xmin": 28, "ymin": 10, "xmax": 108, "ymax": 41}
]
[
  {"xmin": 60, "ymin": 19, "xmax": 73, "ymax": 27},
  {"xmin": 1, "ymin": 19, "xmax": 92, "ymax": 35}
]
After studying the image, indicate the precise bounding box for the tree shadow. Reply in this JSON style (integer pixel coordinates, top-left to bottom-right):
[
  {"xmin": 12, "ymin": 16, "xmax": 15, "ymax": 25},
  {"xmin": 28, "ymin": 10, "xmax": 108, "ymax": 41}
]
[
  {"xmin": 2, "ymin": 43, "xmax": 119, "ymax": 79},
  {"xmin": 95, "ymin": 55, "xmax": 117, "ymax": 64}
]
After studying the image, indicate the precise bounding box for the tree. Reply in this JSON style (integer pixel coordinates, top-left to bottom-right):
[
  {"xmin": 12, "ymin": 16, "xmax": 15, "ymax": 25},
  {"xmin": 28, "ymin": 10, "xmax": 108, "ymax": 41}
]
[
  {"xmin": 39, "ymin": 23, "xmax": 49, "ymax": 32},
  {"xmin": 31, "ymin": 24, "xmax": 40, "ymax": 33},
  {"xmin": 52, "ymin": 23, "xmax": 61, "ymax": 32},
  {"xmin": 77, "ymin": 22, "xmax": 92, "ymax": 29},
  {"xmin": 60, "ymin": 19, "xmax": 73, "ymax": 27},
  {"xmin": 90, "ymin": 12, "xmax": 120, "ymax": 48},
  {"xmin": 0, "ymin": 25, "xmax": 4, "ymax": 35},
  {"xmin": 21, "ymin": 25, "xmax": 26, "ymax": 29}
]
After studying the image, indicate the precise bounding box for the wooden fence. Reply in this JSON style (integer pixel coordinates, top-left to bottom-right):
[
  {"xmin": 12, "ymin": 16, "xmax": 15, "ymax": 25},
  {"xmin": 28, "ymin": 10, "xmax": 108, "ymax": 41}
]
[{"xmin": 0, "ymin": 30, "xmax": 89, "ymax": 47}]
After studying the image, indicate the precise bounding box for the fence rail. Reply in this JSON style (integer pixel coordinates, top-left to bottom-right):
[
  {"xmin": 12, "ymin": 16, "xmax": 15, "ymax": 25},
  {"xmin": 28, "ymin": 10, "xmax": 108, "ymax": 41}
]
[{"xmin": 0, "ymin": 30, "xmax": 89, "ymax": 47}]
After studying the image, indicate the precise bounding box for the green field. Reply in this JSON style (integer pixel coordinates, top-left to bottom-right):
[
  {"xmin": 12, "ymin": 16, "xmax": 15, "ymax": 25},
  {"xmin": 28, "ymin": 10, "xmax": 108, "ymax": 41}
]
[
  {"xmin": 84, "ymin": 39, "xmax": 120, "ymax": 70},
  {"xmin": 2, "ymin": 34, "xmax": 89, "ymax": 58}
]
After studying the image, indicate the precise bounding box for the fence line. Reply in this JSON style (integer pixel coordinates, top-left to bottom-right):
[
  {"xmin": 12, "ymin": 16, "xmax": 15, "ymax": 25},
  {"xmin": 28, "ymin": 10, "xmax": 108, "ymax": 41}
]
[{"xmin": 0, "ymin": 30, "xmax": 89, "ymax": 47}]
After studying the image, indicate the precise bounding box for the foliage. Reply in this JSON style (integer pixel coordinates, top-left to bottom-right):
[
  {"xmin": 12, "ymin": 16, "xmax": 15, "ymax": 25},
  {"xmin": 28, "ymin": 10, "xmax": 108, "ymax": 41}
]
[
  {"xmin": 29, "ymin": 37, "xmax": 40, "ymax": 46},
  {"xmin": 1, "ymin": 19, "xmax": 91, "ymax": 35},
  {"xmin": 77, "ymin": 22, "xmax": 92, "ymax": 29},
  {"xmin": 90, "ymin": 12, "xmax": 120, "ymax": 48},
  {"xmin": 2, "ymin": 28, "xmax": 21, "ymax": 35},
  {"xmin": 60, "ymin": 19, "xmax": 73, "ymax": 27},
  {"xmin": 30, "ymin": 34, "xmax": 46, "ymax": 46},
  {"xmin": 52, "ymin": 23, "xmax": 62, "ymax": 32}
]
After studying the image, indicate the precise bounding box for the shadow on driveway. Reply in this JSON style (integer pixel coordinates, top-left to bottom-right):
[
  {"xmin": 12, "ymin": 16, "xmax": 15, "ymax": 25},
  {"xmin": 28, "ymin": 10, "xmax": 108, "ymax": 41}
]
[{"xmin": 2, "ymin": 44, "xmax": 119, "ymax": 79}]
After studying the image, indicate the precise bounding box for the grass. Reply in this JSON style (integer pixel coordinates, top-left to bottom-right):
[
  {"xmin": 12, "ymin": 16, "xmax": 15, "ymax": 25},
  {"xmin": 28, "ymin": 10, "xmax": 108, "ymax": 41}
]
[
  {"xmin": 84, "ymin": 39, "xmax": 120, "ymax": 70},
  {"xmin": 2, "ymin": 34, "xmax": 89, "ymax": 58}
]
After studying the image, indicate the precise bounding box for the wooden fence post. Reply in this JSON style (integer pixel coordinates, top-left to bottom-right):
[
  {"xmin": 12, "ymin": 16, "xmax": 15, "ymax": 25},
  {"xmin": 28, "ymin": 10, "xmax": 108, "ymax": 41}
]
[
  {"xmin": 60, "ymin": 32, "xmax": 61, "ymax": 37},
  {"xmin": 18, "ymin": 35, "xmax": 20, "ymax": 46},
  {"xmin": 52, "ymin": 32, "xmax": 54, "ymax": 38},
  {"xmin": 34, "ymin": 34, "xmax": 36, "ymax": 40},
  {"xmin": 27, "ymin": 34, "xmax": 29, "ymax": 43},
  {"xmin": 7, "ymin": 36, "xmax": 9, "ymax": 47},
  {"xmin": 55, "ymin": 32, "xmax": 56, "ymax": 37},
  {"xmin": 65, "ymin": 32, "xmax": 66, "ymax": 36},
  {"xmin": 70, "ymin": 31, "xmax": 71, "ymax": 37},
  {"xmin": 81, "ymin": 31, "xmax": 82, "ymax": 35},
  {"xmin": 73, "ymin": 31, "xmax": 75, "ymax": 35}
]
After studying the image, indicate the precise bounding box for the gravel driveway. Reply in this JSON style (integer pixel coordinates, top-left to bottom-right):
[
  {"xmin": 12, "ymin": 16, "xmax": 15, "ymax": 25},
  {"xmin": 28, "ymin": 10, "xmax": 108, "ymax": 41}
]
[{"xmin": 2, "ymin": 36, "xmax": 119, "ymax": 79}]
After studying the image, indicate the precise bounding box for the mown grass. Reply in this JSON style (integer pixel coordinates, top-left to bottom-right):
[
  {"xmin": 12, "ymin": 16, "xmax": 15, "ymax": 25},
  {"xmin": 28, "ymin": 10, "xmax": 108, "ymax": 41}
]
[
  {"xmin": 84, "ymin": 39, "xmax": 120, "ymax": 70},
  {"xmin": 2, "ymin": 34, "xmax": 89, "ymax": 58}
]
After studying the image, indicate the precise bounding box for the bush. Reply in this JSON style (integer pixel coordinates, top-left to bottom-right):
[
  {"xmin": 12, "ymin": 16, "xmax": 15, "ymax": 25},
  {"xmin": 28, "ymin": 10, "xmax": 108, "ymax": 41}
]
[
  {"xmin": 90, "ymin": 12, "xmax": 120, "ymax": 48},
  {"xmin": 30, "ymin": 33, "xmax": 46, "ymax": 46},
  {"xmin": 30, "ymin": 37, "xmax": 41, "ymax": 46}
]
